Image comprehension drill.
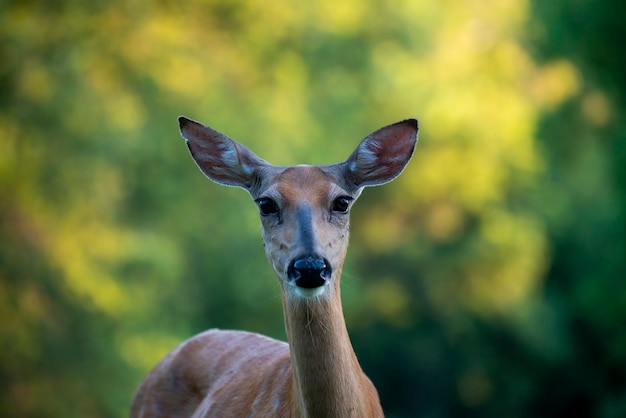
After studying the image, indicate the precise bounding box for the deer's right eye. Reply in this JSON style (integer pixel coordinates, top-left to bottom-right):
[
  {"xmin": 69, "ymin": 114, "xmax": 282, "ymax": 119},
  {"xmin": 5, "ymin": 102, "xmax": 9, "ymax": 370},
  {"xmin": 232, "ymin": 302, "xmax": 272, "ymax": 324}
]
[{"xmin": 255, "ymin": 197, "xmax": 279, "ymax": 216}]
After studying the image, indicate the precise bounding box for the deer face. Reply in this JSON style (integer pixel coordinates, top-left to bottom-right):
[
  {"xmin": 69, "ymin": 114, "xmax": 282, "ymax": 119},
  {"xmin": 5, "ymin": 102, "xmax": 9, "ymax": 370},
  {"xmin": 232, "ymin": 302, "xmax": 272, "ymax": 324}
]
[
  {"xmin": 250, "ymin": 165, "xmax": 357, "ymax": 298},
  {"xmin": 179, "ymin": 116, "xmax": 418, "ymax": 300}
]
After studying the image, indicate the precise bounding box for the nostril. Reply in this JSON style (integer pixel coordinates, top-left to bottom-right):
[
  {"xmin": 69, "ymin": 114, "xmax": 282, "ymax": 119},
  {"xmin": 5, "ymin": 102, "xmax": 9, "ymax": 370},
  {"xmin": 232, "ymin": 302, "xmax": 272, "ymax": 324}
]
[{"xmin": 288, "ymin": 256, "xmax": 332, "ymax": 289}]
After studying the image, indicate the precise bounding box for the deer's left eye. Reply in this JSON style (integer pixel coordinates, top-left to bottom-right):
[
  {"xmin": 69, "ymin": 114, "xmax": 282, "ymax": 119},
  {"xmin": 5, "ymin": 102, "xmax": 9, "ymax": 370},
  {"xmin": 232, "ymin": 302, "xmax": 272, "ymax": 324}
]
[{"xmin": 331, "ymin": 196, "xmax": 353, "ymax": 214}]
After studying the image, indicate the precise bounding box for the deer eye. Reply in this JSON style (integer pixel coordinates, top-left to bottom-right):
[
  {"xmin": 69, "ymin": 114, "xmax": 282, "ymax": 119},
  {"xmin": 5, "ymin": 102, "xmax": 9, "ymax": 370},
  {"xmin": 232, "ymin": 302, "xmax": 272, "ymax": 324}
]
[
  {"xmin": 255, "ymin": 197, "xmax": 279, "ymax": 216},
  {"xmin": 331, "ymin": 196, "xmax": 353, "ymax": 214}
]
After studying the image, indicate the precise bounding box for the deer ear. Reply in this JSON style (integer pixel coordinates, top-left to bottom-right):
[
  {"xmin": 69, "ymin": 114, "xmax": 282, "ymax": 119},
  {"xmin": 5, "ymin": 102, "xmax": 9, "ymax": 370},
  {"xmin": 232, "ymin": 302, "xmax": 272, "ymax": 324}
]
[
  {"xmin": 179, "ymin": 116, "xmax": 269, "ymax": 189},
  {"xmin": 345, "ymin": 118, "xmax": 418, "ymax": 188}
]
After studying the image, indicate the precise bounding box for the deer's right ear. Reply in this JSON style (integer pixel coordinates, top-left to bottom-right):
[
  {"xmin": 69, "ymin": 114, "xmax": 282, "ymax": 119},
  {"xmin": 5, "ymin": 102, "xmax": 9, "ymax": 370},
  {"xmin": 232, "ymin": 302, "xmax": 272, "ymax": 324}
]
[{"xmin": 179, "ymin": 116, "xmax": 268, "ymax": 189}]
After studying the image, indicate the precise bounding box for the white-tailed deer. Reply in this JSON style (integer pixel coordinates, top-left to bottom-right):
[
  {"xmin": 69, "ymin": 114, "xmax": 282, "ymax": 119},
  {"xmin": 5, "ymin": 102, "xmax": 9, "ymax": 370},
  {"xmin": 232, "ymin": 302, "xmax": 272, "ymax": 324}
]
[{"xmin": 131, "ymin": 116, "xmax": 419, "ymax": 418}]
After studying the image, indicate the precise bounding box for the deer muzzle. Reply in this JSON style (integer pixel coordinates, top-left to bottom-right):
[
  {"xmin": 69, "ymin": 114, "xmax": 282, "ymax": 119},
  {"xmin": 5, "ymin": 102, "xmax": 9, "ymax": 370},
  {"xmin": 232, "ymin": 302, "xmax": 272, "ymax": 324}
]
[{"xmin": 288, "ymin": 255, "xmax": 331, "ymax": 289}]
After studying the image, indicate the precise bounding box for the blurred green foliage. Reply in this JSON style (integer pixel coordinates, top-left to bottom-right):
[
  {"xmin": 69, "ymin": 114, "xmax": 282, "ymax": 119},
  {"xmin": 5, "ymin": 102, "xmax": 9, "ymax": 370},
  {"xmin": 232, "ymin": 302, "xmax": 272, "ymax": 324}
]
[{"xmin": 1, "ymin": 0, "xmax": 624, "ymax": 417}]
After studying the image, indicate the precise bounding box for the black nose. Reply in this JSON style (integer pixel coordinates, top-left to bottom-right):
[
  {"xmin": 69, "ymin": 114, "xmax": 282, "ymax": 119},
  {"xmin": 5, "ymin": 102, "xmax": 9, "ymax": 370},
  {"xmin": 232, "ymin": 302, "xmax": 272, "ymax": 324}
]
[{"xmin": 288, "ymin": 255, "xmax": 332, "ymax": 289}]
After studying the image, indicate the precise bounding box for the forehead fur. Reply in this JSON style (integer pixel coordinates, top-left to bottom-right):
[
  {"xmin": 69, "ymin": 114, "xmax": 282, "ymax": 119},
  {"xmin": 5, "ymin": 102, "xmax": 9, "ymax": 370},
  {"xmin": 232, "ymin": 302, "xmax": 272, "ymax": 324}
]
[
  {"xmin": 276, "ymin": 166, "xmax": 336, "ymax": 200},
  {"xmin": 249, "ymin": 164, "xmax": 355, "ymax": 199}
]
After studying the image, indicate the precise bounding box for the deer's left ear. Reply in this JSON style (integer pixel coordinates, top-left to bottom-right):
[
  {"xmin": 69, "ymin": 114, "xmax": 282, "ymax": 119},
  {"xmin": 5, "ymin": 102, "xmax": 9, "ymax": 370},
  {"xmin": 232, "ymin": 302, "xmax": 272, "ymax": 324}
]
[{"xmin": 344, "ymin": 118, "xmax": 418, "ymax": 188}]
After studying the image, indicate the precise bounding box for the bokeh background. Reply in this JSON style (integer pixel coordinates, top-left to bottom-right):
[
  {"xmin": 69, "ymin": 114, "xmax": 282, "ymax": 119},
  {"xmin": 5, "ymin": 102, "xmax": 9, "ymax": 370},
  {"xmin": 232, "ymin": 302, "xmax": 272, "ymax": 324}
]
[{"xmin": 1, "ymin": 0, "xmax": 625, "ymax": 417}]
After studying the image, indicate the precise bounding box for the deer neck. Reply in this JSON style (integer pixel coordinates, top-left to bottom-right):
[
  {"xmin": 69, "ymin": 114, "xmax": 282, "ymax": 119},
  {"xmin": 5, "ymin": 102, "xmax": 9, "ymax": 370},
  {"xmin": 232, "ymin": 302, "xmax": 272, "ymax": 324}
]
[{"xmin": 282, "ymin": 285, "xmax": 379, "ymax": 418}]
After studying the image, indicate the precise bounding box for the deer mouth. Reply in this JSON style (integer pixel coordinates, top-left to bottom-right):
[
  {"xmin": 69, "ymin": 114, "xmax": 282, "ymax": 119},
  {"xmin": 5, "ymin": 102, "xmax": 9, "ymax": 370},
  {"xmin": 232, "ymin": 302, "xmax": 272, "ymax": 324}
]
[{"xmin": 287, "ymin": 255, "xmax": 332, "ymax": 290}]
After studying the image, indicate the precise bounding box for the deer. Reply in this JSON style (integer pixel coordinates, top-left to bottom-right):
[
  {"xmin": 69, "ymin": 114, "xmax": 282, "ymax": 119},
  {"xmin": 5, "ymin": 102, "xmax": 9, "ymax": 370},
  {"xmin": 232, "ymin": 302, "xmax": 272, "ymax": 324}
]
[{"xmin": 130, "ymin": 115, "xmax": 419, "ymax": 418}]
